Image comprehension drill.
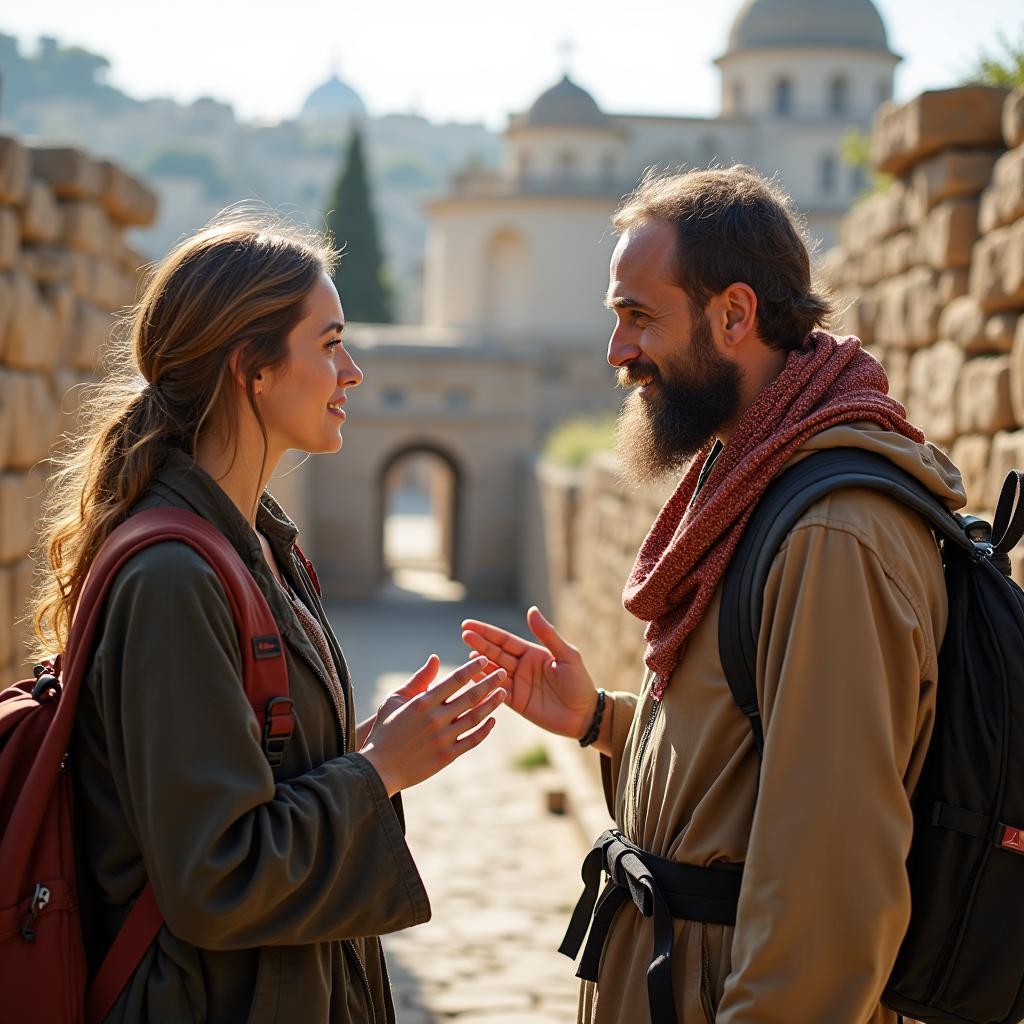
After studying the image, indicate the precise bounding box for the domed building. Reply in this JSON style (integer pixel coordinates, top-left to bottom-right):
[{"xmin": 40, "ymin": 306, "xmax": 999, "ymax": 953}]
[
  {"xmin": 299, "ymin": 73, "xmax": 367, "ymax": 125},
  {"xmin": 311, "ymin": 0, "xmax": 905, "ymax": 602},
  {"xmin": 424, "ymin": 0, "xmax": 899, "ymax": 350}
]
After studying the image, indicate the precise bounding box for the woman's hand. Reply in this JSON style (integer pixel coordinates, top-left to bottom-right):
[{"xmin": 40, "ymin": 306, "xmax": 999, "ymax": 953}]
[
  {"xmin": 461, "ymin": 607, "xmax": 598, "ymax": 741},
  {"xmin": 359, "ymin": 655, "xmax": 507, "ymax": 797}
]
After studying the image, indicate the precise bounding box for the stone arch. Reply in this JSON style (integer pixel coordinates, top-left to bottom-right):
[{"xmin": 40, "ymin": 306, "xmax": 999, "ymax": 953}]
[
  {"xmin": 483, "ymin": 228, "xmax": 530, "ymax": 334},
  {"xmin": 376, "ymin": 441, "xmax": 463, "ymax": 584}
]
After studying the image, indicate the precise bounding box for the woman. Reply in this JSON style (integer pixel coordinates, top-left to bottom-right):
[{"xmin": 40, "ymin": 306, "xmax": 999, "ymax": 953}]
[{"xmin": 30, "ymin": 211, "xmax": 507, "ymax": 1023}]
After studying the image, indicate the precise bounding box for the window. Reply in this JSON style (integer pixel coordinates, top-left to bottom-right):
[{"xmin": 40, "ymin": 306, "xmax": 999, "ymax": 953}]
[
  {"xmin": 601, "ymin": 152, "xmax": 617, "ymax": 180},
  {"xmin": 558, "ymin": 149, "xmax": 577, "ymax": 179},
  {"xmin": 381, "ymin": 388, "xmax": 406, "ymax": 408},
  {"xmin": 732, "ymin": 80, "xmax": 744, "ymax": 114},
  {"xmin": 517, "ymin": 151, "xmax": 532, "ymax": 181},
  {"xmin": 829, "ymin": 75, "xmax": 847, "ymax": 115},
  {"xmin": 820, "ymin": 153, "xmax": 837, "ymax": 195},
  {"xmin": 775, "ymin": 77, "xmax": 792, "ymax": 116}
]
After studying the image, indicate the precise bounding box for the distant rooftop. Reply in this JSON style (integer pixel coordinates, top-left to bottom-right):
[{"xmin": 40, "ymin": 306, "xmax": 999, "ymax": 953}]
[
  {"xmin": 726, "ymin": 0, "xmax": 895, "ymax": 54},
  {"xmin": 300, "ymin": 74, "xmax": 367, "ymax": 122},
  {"xmin": 521, "ymin": 74, "xmax": 608, "ymax": 128}
]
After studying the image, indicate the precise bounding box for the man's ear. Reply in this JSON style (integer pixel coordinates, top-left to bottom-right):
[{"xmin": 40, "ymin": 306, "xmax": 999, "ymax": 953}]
[{"xmin": 720, "ymin": 283, "xmax": 758, "ymax": 349}]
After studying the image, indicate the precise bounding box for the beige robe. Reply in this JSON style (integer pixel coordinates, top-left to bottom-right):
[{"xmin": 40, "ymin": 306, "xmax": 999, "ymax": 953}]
[{"xmin": 578, "ymin": 424, "xmax": 966, "ymax": 1024}]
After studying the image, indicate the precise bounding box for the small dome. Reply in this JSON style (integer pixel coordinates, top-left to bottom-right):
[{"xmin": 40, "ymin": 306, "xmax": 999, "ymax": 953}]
[
  {"xmin": 726, "ymin": 0, "xmax": 893, "ymax": 53},
  {"xmin": 525, "ymin": 75, "xmax": 608, "ymax": 127},
  {"xmin": 301, "ymin": 74, "xmax": 367, "ymax": 121}
]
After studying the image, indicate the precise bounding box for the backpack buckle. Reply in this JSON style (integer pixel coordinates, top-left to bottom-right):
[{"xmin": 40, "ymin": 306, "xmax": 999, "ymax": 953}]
[{"xmin": 261, "ymin": 696, "xmax": 294, "ymax": 768}]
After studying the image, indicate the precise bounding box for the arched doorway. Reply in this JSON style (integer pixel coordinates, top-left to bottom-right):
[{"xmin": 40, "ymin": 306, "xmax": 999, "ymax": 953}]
[
  {"xmin": 378, "ymin": 444, "xmax": 461, "ymax": 593},
  {"xmin": 484, "ymin": 228, "xmax": 529, "ymax": 335}
]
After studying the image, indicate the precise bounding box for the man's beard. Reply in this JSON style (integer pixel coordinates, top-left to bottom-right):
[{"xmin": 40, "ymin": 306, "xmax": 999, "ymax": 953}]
[{"xmin": 614, "ymin": 311, "xmax": 742, "ymax": 486}]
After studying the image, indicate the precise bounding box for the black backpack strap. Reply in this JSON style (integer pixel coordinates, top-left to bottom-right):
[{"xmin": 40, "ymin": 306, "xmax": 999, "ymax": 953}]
[
  {"xmin": 719, "ymin": 449, "xmax": 972, "ymax": 758},
  {"xmin": 993, "ymin": 470, "xmax": 1024, "ymax": 555}
]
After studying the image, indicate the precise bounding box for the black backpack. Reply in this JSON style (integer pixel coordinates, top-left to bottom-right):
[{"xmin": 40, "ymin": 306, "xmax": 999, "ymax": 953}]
[{"xmin": 719, "ymin": 447, "xmax": 1024, "ymax": 1024}]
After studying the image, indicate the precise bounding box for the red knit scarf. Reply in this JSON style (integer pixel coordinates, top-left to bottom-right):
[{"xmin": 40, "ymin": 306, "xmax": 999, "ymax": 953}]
[{"xmin": 622, "ymin": 331, "xmax": 924, "ymax": 701}]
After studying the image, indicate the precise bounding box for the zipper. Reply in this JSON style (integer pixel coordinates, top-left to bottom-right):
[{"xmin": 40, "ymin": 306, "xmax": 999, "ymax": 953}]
[
  {"xmin": 631, "ymin": 694, "xmax": 661, "ymax": 822},
  {"xmin": 345, "ymin": 937, "xmax": 376, "ymax": 1024},
  {"xmin": 286, "ymin": 637, "xmax": 347, "ymax": 754},
  {"xmin": 20, "ymin": 883, "xmax": 50, "ymax": 942}
]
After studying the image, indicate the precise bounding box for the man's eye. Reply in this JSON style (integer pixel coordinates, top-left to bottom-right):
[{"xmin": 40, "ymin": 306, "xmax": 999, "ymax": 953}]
[
  {"xmin": 326, "ymin": 338, "xmax": 343, "ymax": 350},
  {"xmin": 630, "ymin": 311, "xmax": 648, "ymax": 324}
]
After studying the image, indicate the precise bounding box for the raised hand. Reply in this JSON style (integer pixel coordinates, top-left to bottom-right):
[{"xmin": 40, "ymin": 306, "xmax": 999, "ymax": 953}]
[
  {"xmin": 461, "ymin": 607, "xmax": 598, "ymax": 741},
  {"xmin": 359, "ymin": 655, "xmax": 507, "ymax": 796}
]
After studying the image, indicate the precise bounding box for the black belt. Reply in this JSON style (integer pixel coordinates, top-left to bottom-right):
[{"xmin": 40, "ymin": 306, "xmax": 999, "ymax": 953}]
[{"xmin": 559, "ymin": 829, "xmax": 743, "ymax": 1024}]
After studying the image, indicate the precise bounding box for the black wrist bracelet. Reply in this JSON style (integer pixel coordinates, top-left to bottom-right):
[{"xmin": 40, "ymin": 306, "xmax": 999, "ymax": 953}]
[{"xmin": 579, "ymin": 689, "xmax": 607, "ymax": 747}]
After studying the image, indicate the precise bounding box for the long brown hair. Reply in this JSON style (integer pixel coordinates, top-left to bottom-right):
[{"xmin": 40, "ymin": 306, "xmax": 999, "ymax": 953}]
[{"xmin": 31, "ymin": 208, "xmax": 338, "ymax": 658}]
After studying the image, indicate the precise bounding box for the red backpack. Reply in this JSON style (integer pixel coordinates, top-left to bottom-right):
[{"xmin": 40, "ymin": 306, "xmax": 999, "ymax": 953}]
[{"xmin": 0, "ymin": 508, "xmax": 297, "ymax": 1024}]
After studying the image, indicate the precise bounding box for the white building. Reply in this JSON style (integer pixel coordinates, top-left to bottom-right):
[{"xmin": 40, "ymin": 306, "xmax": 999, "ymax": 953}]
[
  {"xmin": 424, "ymin": 0, "xmax": 899, "ymax": 347},
  {"xmin": 310, "ymin": 0, "xmax": 903, "ymax": 600}
]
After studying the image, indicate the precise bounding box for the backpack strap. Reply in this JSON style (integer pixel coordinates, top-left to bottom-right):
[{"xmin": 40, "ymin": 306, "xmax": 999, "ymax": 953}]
[
  {"xmin": 9, "ymin": 507, "xmax": 289, "ymax": 1024},
  {"xmin": 993, "ymin": 470, "xmax": 1024, "ymax": 556},
  {"xmin": 718, "ymin": 449, "xmax": 973, "ymax": 758}
]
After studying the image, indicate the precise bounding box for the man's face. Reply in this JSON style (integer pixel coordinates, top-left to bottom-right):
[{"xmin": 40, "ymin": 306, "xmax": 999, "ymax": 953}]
[{"xmin": 605, "ymin": 220, "xmax": 741, "ymax": 484}]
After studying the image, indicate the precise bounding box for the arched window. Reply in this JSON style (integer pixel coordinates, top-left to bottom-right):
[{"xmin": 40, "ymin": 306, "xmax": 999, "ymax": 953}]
[
  {"xmin": 484, "ymin": 229, "xmax": 530, "ymax": 334},
  {"xmin": 829, "ymin": 75, "xmax": 847, "ymax": 114},
  {"xmin": 601, "ymin": 152, "xmax": 617, "ymax": 181},
  {"xmin": 732, "ymin": 80, "xmax": 745, "ymax": 114},
  {"xmin": 820, "ymin": 153, "xmax": 837, "ymax": 195},
  {"xmin": 517, "ymin": 150, "xmax": 532, "ymax": 181},
  {"xmin": 775, "ymin": 77, "xmax": 792, "ymax": 116},
  {"xmin": 558, "ymin": 148, "xmax": 577, "ymax": 179}
]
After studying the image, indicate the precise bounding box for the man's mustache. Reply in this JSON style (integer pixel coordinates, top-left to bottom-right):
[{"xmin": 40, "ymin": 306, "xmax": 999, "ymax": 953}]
[{"xmin": 616, "ymin": 360, "xmax": 661, "ymax": 389}]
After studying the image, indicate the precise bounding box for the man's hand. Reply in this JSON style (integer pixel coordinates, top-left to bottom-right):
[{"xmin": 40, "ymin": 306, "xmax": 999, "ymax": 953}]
[{"xmin": 461, "ymin": 607, "xmax": 599, "ymax": 741}]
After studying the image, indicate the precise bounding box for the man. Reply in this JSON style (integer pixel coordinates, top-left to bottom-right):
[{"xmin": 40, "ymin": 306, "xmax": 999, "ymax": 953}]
[{"xmin": 462, "ymin": 166, "xmax": 965, "ymax": 1022}]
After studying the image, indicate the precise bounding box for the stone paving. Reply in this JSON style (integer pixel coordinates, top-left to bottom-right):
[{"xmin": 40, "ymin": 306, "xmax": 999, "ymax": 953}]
[{"xmin": 330, "ymin": 581, "xmax": 588, "ymax": 1024}]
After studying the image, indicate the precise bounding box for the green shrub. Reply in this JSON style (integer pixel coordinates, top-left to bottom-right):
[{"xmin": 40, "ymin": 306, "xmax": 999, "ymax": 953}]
[{"xmin": 543, "ymin": 415, "xmax": 617, "ymax": 469}]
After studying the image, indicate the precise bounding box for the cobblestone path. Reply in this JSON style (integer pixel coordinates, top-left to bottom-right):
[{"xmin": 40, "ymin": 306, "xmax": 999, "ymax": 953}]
[{"xmin": 331, "ymin": 586, "xmax": 588, "ymax": 1024}]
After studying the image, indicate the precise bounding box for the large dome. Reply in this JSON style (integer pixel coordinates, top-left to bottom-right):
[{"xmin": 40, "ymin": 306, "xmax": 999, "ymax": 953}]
[
  {"xmin": 301, "ymin": 74, "xmax": 367, "ymax": 122},
  {"xmin": 726, "ymin": 0, "xmax": 894, "ymax": 53},
  {"xmin": 525, "ymin": 75, "xmax": 608, "ymax": 127}
]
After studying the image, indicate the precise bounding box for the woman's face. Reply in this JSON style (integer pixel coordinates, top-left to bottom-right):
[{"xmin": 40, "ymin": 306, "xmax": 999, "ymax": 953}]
[{"xmin": 258, "ymin": 272, "xmax": 363, "ymax": 456}]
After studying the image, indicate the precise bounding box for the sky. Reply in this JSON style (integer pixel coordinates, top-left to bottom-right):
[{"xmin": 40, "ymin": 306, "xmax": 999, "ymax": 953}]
[{"xmin": 3, "ymin": 1, "xmax": 1022, "ymax": 129}]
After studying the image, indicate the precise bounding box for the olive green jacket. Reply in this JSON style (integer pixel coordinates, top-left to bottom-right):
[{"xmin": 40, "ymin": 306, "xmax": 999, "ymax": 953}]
[{"xmin": 74, "ymin": 449, "xmax": 430, "ymax": 1023}]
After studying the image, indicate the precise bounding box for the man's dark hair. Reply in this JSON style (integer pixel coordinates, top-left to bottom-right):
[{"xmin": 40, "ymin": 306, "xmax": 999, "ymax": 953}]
[{"xmin": 613, "ymin": 165, "xmax": 833, "ymax": 352}]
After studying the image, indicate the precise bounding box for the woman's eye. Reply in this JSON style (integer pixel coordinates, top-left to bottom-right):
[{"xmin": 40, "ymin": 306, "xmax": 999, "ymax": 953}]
[{"xmin": 326, "ymin": 338, "xmax": 343, "ymax": 350}]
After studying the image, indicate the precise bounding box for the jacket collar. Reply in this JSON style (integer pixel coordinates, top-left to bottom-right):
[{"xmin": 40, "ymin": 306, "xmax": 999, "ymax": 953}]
[{"xmin": 149, "ymin": 449, "xmax": 300, "ymax": 571}]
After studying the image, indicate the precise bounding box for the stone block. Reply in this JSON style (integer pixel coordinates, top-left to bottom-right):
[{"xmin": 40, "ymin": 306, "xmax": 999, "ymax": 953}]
[
  {"xmin": 0, "ymin": 207, "xmax": 18, "ymax": 270},
  {"xmin": 99, "ymin": 160, "xmax": 157, "ymax": 227},
  {"xmin": 0, "ymin": 369, "xmax": 12, "ymax": 470},
  {"xmin": 18, "ymin": 179, "xmax": 60, "ymax": 244},
  {"xmin": 988, "ymin": 430, "xmax": 1024, "ymax": 509},
  {"xmin": 1004, "ymin": 88, "xmax": 1024, "ymax": 149},
  {"xmin": 841, "ymin": 290, "xmax": 876, "ymax": 344},
  {"xmin": 970, "ymin": 220, "xmax": 1024, "ymax": 313},
  {"xmin": 1009, "ymin": 315, "xmax": 1024, "ymax": 429},
  {"xmin": 43, "ymin": 282, "xmax": 75, "ymax": 341},
  {"xmin": 938, "ymin": 268, "xmax": 969, "ymax": 305},
  {"xmin": 920, "ymin": 198, "xmax": 979, "ymax": 270},
  {"xmin": 74, "ymin": 303, "xmax": 113, "ymax": 373},
  {"xmin": 911, "ymin": 149, "xmax": 1002, "ymax": 211},
  {"xmin": 11, "ymin": 556, "xmax": 35, "ymax": 657},
  {"xmin": 875, "ymin": 276, "xmax": 910, "ymax": 348},
  {"xmin": 0, "ymin": 564, "xmax": 13, "ymax": 666},
  {"xmin": 67, "ymin": 250, "xmax": 94, "ymax": 299},
  {"xmin": 7, "ymin": 373, "xmax": 61, "ymax": 471},
  {"xmin": 93, "ymin": 259, "xmax": 126, "ymax": 310},
  {"xmin": 882, "ymin": 231, "xmax": 918, "ymax": 277},
  {"xmin": 985, "ymin": 312, "xmax": 1018, "ymax": 354},
  {"xmin": 0, "ymin": 137, "xmax": 29, "ymax": 205},
  {"xmin": 2, "ymin": 273, "xmax": 60, "ymax": 373},
  {"xmin": 0, "ymin": 474, "xmax": 35, "ymax": 564},
  {"xmin": 907, "ymin": 266, "xmax": 945, "ymax": 348},
  {"xmin": 955, "ymin": 355, "xmax": 1014, "ymax": 435},
  {"xmin": 950, "ymin": 434, "xmax": 992, "ymax": 510},
  {"xmin": 30, "ymin": 148, "xmax": 102, "ymax": 200},
  {"xmin": 871, "ymin": 86, "xmax": 1009, "ymax": 176},
  {"xmin": 879, "ymin": 347, "xmax": 909, "ymax": 404},
  {"xmin": 908, "ymin": 340, "xmax": 964, "ymax": 443},
  {"xmin": 978, "ymin": 146, "xmax": 1024, "ymax": 232},
  {"xmin": 939, "ymin": 296, "xmax": 986, "ymax": 354},
  {"xmin": 59, "ymin": 201, "xmax": 112, "ymax": 255},
  {"xmin": 19, "ymin": 246, "xmax": 72, "ymax": 286}
]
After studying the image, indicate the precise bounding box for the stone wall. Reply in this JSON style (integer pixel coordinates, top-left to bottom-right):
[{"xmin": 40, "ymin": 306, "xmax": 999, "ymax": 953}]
[
  {"xmin": 0, "ymin": 139, "xmax": 156, "ymax": 676},
  {"xmin": 539, "ymin": 83, "xmax": 1024, "ymax": 698},
  {"xmin": 825, "ymin": 84, "xmax": 1024, "ymax": 528}
]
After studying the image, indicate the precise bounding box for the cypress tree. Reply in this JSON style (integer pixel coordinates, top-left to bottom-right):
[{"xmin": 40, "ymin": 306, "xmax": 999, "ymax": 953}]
[{"xmin": 325, "ymin": 126, "xmax": 394, "ymax": 323}]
